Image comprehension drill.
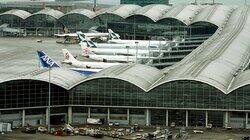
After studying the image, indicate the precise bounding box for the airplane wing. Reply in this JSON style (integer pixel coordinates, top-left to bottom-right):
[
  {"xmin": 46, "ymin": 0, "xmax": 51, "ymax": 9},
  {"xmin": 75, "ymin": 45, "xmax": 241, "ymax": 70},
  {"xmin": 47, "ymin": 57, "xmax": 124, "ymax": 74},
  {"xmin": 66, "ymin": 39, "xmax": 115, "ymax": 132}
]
[
  {"xmin": 0, "ymin": 23, "xmax": 9, "ymax": 28},
  {"xmin": 54, "ymin": 33, "xmax": 77, "ymax": 37},
  {"xmin": 70, "ymin": 68, "xmax": 102, "ymax": 76}
]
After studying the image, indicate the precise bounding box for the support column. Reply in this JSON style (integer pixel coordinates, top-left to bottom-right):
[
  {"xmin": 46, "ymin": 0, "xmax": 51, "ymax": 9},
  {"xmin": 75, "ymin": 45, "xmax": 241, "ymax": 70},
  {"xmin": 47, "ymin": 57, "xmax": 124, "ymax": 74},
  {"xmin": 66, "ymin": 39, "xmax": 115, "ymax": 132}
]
[
  {"xmin": 166, "ymin": 110, "xmax": 169, "ymax": 126},
  {"xmin": 22, "ymin": 109, "xmax": 25, "ymax": 127},
  {"xmin": 127, "ymin": 109, "xmax": 130, "ymax": 123},
  {"xmin": 46, "ymin": 108, "xmax": 49, "ymax": 126},
  {"xmin": 88, "ymin": 107, "xmax": 91, "ymax": 118},
  {"xmin": 107, "ymin": 108, "xmax": 110, "ymax": 123},
  {"xmin": 146, "ymin": 109, "xmax": 150, "ymax": 126},
  {"xmin": 185, "ymin": 110, "xmax": 188, "ymax": 127},
  {"xmin": 246, "ymin": 112, "xmax": 248, "ymax": 129},
  {"xmin": 68, "ymin": 106, "xmax": 72, "ymax": 124},
  {"xmin": 205, "ymin": 111, "xmax": 208, "ymax": 127},
  {"xmin": 224, "ymin": 111, "xmax": 229, "ymax": 128}
]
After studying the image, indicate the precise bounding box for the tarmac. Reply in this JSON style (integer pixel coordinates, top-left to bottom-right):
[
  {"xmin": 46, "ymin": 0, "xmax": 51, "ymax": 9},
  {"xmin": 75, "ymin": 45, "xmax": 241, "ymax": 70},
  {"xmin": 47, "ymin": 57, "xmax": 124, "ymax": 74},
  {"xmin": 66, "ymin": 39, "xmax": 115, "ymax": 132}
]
[{"xmin": 0, "ymin": 128, "xmax": 249, "ymax": 140}]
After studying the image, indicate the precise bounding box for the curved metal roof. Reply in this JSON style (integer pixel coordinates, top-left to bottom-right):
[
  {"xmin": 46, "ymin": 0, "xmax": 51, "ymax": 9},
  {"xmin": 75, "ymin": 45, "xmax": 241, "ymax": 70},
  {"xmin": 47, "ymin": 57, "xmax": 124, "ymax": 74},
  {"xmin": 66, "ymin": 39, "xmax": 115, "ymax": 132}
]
[
  {"xmin": 95, "ymin": 4, "xmax": 141, "ymax": 19},
  {"xmin": 229, "ymin": 70, "xmax": 250, "ymax": 93},
  {"xmin": 62, "ymin": 9, "xmax": 96, "ymax": 19},
  {"xmin": 158, "ymin": 5, "xmax": 203, "ymax": 25},
  {"xmin": 29, "ymin": 9, "xmax": 64, "ymax": 19},
  {"xmin": 0, "ymin": 68, "xmax": 86, "ymax": 90},
  {"xmin": 71, "ymin": 64, "xmax": 162, "ymax": 91},
  {"xmin": 149, "ymin": 6, "xmax": 250, "ymax": 94},
  {"xmin": 191, "ymin": 5, "xmax": 234, "ymax": 27},
  {"xmin": 0, "ymin": 9, "xmax": 31, "ymax": 20},
  {"xmin": 129, "ymin": 4, "xmax": 171, "ymax": 22}
]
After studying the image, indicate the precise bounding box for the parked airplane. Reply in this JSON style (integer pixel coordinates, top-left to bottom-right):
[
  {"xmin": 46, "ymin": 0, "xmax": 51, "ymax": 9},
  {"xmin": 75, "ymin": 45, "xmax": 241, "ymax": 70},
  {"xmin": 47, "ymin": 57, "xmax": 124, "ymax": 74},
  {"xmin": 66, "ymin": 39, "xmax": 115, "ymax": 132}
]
[
  {"xmin": 78, "ymin": 33, "xmax": 160, "ymax": 49},
  {"xmin": 62, "ymin": 49, "xmax": 122, "ymax": 69},
  {"xmin": 37, "ymin": 50, "xmax": 102, "ymax": 76},
  {"xmin": 55, "ymin": 29, "xmax": 120, "ymax": 43},
  {"xmin": 108, "ymin": 29, "xmax": 170, "ymax": 46},
  {"xmin": 0, "ymin": 23, "xmax": 24, "ymax": 35},
  {"xmin": 81, "ymin": 46, "xmax": 155, "ymax": 63},
  {"xmin": 108, "ymin": 38, "xmax": 169, "ymax": 47},
  {"xmin": 81, "ymin": 44, "xmax": 167, "ymax": 56}
]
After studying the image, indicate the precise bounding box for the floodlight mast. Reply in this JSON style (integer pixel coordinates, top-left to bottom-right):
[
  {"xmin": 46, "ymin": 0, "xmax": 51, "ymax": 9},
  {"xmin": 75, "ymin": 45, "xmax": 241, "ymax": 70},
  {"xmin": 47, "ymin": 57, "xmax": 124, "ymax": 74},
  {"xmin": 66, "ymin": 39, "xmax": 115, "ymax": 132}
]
[{"xmin": 48, "ymin": 67, "xmax": 51, "ymax": 132}]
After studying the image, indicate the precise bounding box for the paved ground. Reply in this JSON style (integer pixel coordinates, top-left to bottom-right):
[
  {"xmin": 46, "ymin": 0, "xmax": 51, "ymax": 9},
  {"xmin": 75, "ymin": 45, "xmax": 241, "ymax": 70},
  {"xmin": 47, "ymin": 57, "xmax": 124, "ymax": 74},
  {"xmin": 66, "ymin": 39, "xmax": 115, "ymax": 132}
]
[
  {"xmin": 0, "ymin": 128, "xmax": 249, "ymax": 140},
  {"xmin": 0, "ymin": 37, "xmax": 94, "ymax": 80}
]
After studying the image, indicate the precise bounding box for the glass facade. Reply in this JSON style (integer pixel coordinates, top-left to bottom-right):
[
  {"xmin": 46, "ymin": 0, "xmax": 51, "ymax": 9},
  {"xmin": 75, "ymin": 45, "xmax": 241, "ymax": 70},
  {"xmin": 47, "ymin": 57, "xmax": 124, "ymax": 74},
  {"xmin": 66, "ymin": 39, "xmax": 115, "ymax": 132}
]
[
  {"xmin": 0, "ymin": 9, "xmax": 217, "ymax": 40},
  {"xmin": 59, "ymin": 14, "xmax": 94, "ymax": 32},
  {"xmin": 121, "ymin": 0, "xmax": 169, "ymax": 6},
  {"xmin": 0, "ymin": 15, "xmax": 25, "ymax": 28},
  {"xmin": 0, "ymin": 79, "xmax": 249, "ymax": 112},
  {"xmin": 69, "ymin": 78, "xmax": 250, "ymax": 111},
  {"xmin": 0, "ymin": 80, "xmax": 68, "ymax": 109},
  {"xmin": 0, "ymin": 78, "xmax": 249, "ymax": 127},
  {"xmin": 96, "ymin": 14, "xmax": 125, "ymax": 24},
  {"xmin": 106, "ymin": 21, "xmax": 217, "ymax": 41},
  {"xmin": 25, "ymin": 14, "xmax": 63, "ymax": 36}
]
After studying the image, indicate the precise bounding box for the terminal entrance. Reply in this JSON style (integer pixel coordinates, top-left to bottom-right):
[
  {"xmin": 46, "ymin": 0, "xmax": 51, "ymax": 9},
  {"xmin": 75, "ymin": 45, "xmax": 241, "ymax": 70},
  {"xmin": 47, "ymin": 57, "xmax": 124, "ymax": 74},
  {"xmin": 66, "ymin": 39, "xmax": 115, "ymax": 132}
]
[
  {"xmin": 50, "ymin": 114, "xmax": 66, "ymax": 125},
  {"xmin": 169, "ymin": 110, "xmax": 186, "ymax": 127},
  {"xmin": 189, "ymin": 111, "xmax": 206, "ymax": 127},
  {"xmin": 151, "ymin": 109, "xmax": 166, "ymax": 126}
]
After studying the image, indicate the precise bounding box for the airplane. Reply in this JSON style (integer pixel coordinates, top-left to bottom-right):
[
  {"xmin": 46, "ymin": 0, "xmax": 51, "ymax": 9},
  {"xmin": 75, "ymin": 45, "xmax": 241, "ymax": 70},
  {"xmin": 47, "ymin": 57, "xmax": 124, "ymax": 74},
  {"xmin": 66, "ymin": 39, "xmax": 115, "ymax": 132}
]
[
  {"xmin": 37, "ymin": 50, "xmax": 102, "ymax": 76},
  {"xmin": 55, "ymin": 29, "xmax": 120, "ymax": 43},
  {"xmin": 81, "ymin": 45, "xmax": 155, "ymax": 63},
  {"xmin": 0, "ymin": 23, "xmax": 24, "ymax": 35},
  {"xmin": 62, "ymin": 49, "xmax": 122, "ymax": 69},
  {"xmin": 81, "ymin": 44, "xmax": 167, "ymax": 56},
  {"xmin": 78, "ymin": 32, "xmax": 160, "ymax": 49},
  {"xmin": 108, "ymin": 38, "xmax": 170, "ymax": 47},
  {"xmin": 107, "ymin": 29, "xmax": 170, "ymax": 47}
]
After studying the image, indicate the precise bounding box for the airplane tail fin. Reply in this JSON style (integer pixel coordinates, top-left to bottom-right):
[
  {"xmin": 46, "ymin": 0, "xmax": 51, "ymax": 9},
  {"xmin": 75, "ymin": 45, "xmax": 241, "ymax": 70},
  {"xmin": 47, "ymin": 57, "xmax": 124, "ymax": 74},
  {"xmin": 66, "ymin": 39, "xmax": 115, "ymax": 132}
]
[
  {"xmin": 108, "ymin": 29, "xmax": 120, "ymax": 40},
  {"xmin": 77, "ymin": 32, "xmax": 97, "ymax": 48},
  {"xmin": 63, "ymin": 25, "xmax": 69, "ymax": 34},
  {"xmin": 62, "ymin": 49, "xmax": 77, "ymax": 63},
  {"xmin": 81, "ymin": 45, "xmax": 95, "ymax": 57},
  {"xmin": 37, "ymin": 50, "xmax": 60, "ymax": 68},
  {"xmin": 77, "ymin": 31, "xmax": 85, "ymax": 42}
]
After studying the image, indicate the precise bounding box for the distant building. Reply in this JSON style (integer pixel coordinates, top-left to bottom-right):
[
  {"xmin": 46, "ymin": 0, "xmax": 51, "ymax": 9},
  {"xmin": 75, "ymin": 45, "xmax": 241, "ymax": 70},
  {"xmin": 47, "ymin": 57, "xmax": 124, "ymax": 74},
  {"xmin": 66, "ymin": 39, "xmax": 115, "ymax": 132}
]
[{"xmin": 121, "ymin": 0, "xmax": 169, "ymax": 6}]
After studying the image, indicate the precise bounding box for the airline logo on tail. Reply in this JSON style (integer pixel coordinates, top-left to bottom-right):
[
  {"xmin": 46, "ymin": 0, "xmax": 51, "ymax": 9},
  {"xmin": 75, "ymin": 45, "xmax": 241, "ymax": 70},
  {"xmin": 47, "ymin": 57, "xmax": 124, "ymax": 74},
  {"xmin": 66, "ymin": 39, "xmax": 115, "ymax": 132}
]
[
  {"xmin": 81, "ymin": 46, "xmax": 95, "ymax": 57},
  {"xmin": 77, "ymin": 32, "xmax": 97, "ymax": 48},
  {"xmin": 108, "ymin": 29, "xmax": 120, "ymax": 40},
  {"xmin": 37, "ymin": 51, "xmax": 60, "ymax": 68},
  {"xmin": 65, "ymin": 52, "xmax": 70, "ymax": 60},
  {"xmin": 82, "ymin": 46, "xmax": 90, "ymax": 56}
]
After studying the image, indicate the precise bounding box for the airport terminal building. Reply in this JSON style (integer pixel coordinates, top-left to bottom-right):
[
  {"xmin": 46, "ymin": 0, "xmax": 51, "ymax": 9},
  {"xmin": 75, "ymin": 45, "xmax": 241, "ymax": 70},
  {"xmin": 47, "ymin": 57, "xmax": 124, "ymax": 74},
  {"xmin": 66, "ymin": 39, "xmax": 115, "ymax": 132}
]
[{"xmin": 0, "ymin": 4, "xmax": 250, "ymax": 129}]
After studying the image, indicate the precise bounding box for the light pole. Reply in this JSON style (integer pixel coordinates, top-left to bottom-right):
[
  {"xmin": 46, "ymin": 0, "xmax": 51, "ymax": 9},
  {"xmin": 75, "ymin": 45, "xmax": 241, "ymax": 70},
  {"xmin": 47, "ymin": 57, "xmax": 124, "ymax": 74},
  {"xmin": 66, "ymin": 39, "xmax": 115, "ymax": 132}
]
[
  {"xmin": 48, "ymin": 67, "xmax": 51, "ymax": 132},
  {"xmin": 135, "ymin": 42, "xmax": 138, "ymax": 64}
]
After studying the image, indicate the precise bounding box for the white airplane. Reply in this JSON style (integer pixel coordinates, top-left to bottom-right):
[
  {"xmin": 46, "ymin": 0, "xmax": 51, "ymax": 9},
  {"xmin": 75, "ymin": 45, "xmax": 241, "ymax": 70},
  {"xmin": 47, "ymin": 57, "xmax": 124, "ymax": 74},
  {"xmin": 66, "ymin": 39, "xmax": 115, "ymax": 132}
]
[
  {"xmin": 108, "ymin": 39, "xmax": 169, "ymax": 47},
  {"xmin": 81, "ymin": 44, "xmax": 168, "ymax": 56},
  {"xmin": 78, "ymin": 32, "xmax": 160, "ymax": 49},
  {"xmin": 55, "ymin": 29, "xmax": 120, "ymax": 41},
  {"xmin": 37, "ymin": 50, "xmax": 102, "ymax": 76},
  {"xmin": 62, "ymin": 49, "xmax": 122, "ymax": 69},
  {"xmin": 107, "ymin": 29, "xmax": 170, "ymax": 47},
  {"xmin": 81, "ymin": 46, "xmax": 154, "ymax": 63}
]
